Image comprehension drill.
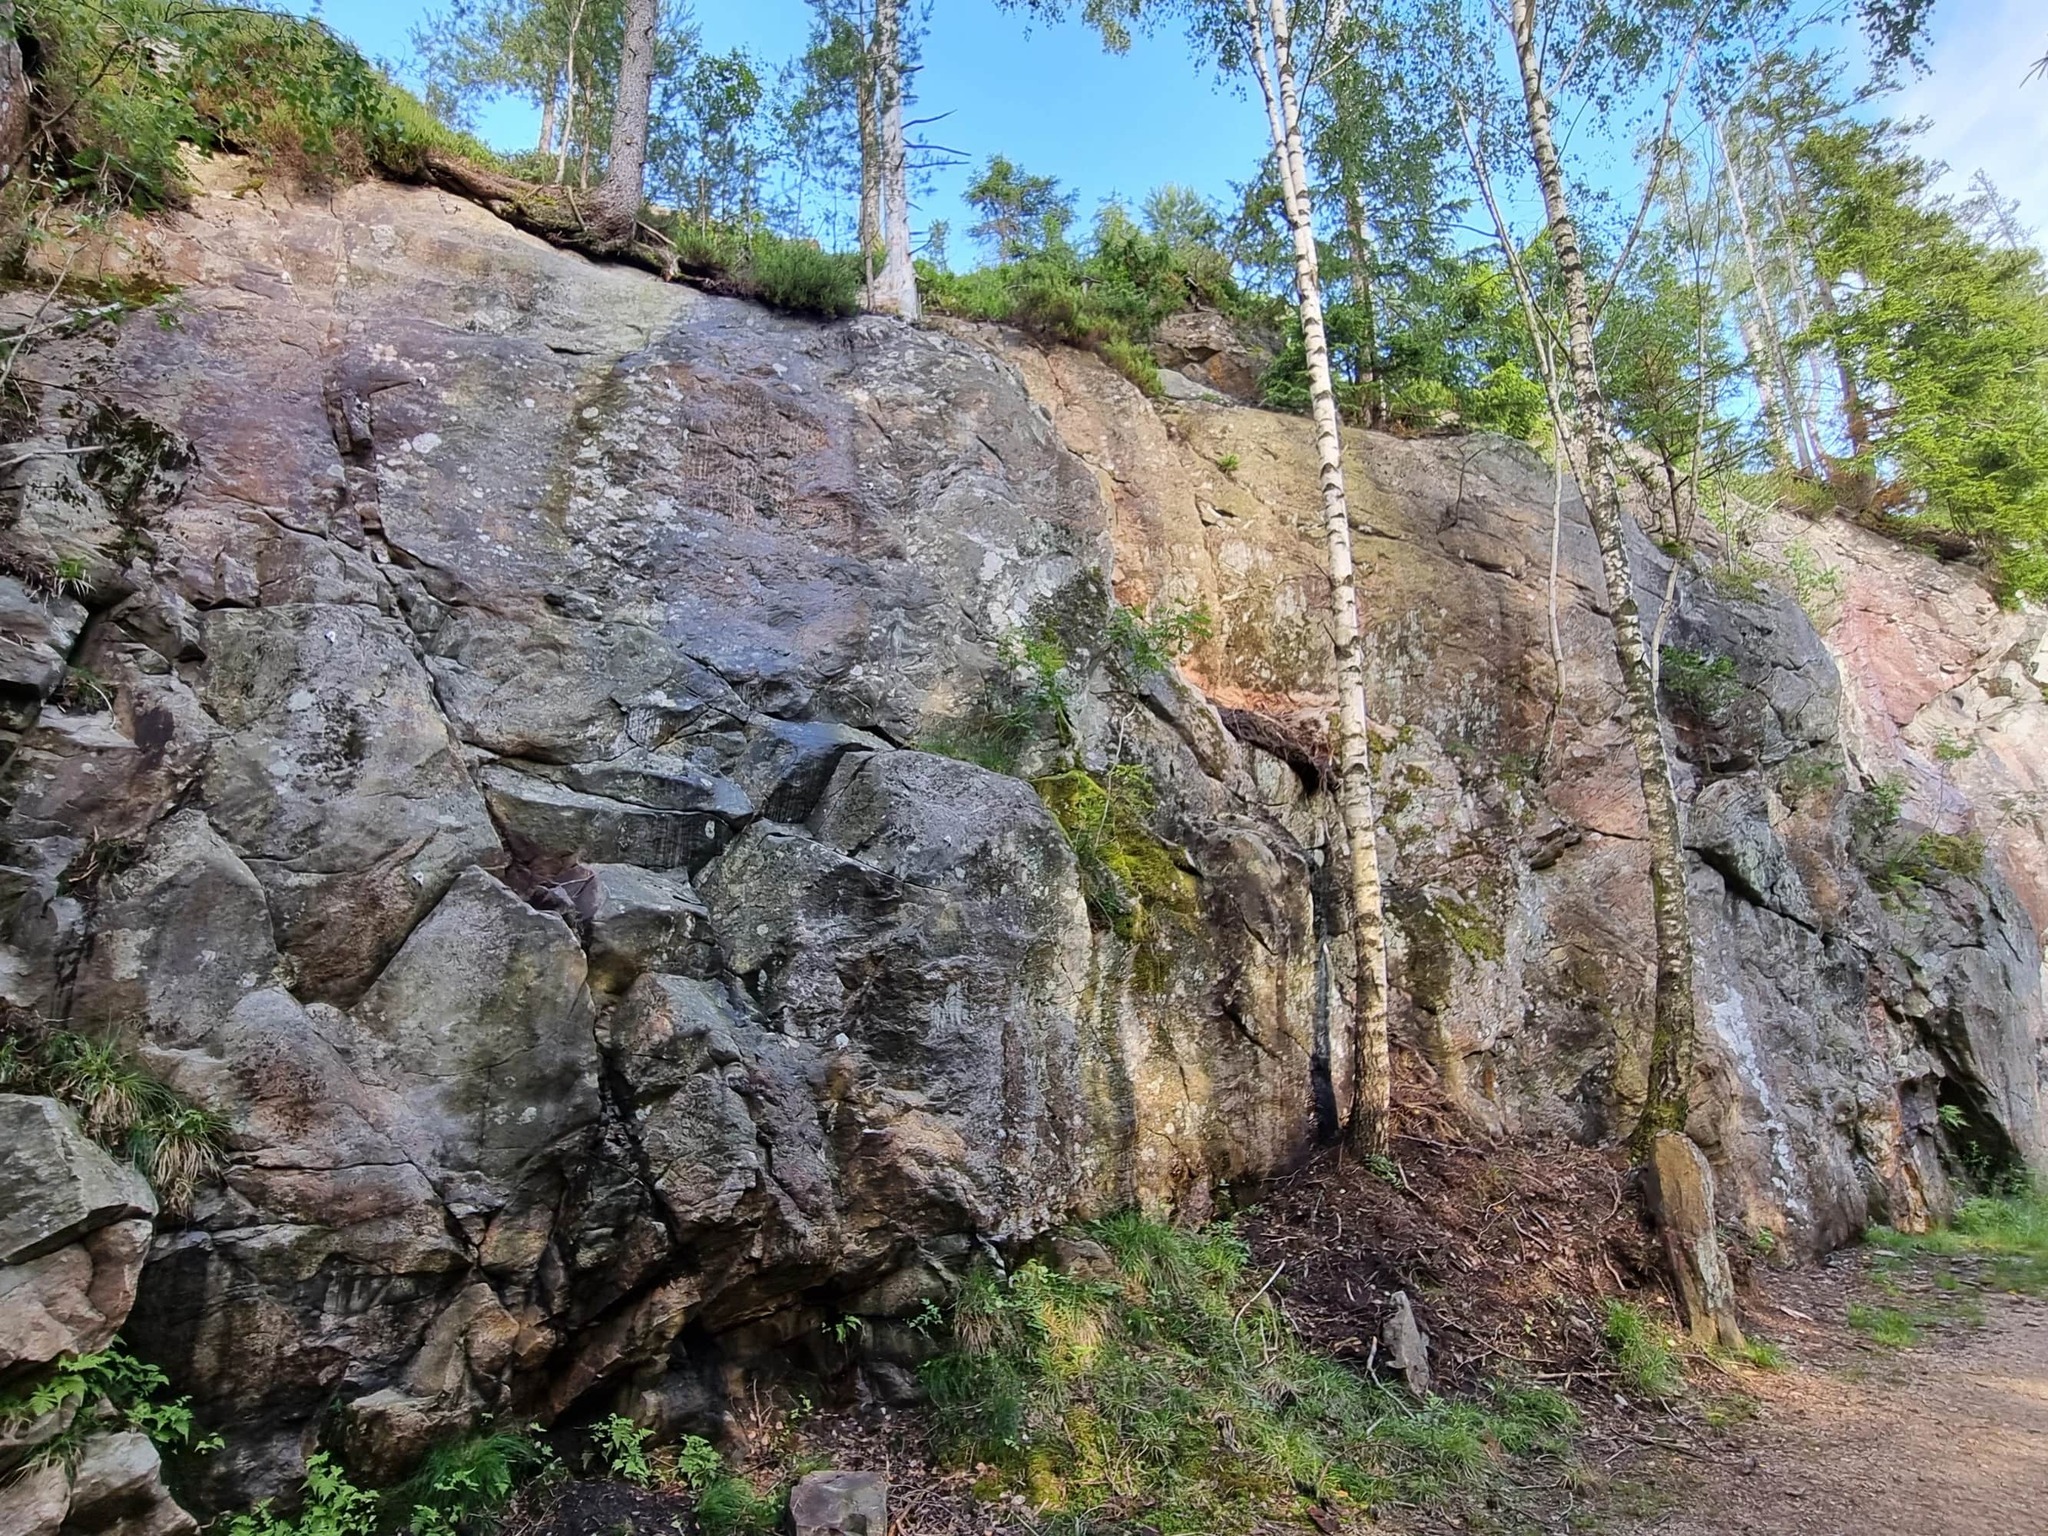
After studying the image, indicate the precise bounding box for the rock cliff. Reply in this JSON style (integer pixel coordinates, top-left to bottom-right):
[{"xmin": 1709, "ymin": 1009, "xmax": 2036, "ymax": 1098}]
[{"xmin": 0, "ymin": 160, "xmax": 2040, "ymax": 1510}]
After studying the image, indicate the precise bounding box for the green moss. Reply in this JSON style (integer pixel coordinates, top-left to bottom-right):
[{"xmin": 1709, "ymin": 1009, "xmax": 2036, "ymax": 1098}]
[
  {"xmin": 1036, "ymin": 765, "xmax": 1198, "ymax": 991},
  {"xmin": 922, "ymin": 1214, "xmax": 1578, "ymax": 1533}
]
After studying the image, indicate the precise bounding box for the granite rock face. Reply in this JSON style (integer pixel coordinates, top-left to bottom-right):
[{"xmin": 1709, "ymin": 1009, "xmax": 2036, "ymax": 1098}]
[{"xmin": 0, "ymin": 160, "xmax": 2038, "ymax": 1504}]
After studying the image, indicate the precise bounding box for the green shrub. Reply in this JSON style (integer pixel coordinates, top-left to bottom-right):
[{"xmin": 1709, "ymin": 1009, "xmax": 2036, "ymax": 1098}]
[
  {"xmin": 1845, "ymin": 1303, "xmax": 1924, "ymax": 1348},
  {"xmin": 225, "ymin": 1454, "xmax": 378, "ymax": 1536},
  {"xmin": 14, "ymin": 1, "xmax": 494, "ymax": 214},
  {"xmin": 743, "ymin": 236, "xmax": 861, "ymax": 318},
  {"xmin": 592, "ymin": 1413, "xmax": 655, "ymax": 1486},
  {"xmin": 922, "ymin": 1214, "xmax": 1576, "ymax": 1531},
  {"xmin": 0, "ymin": 1342, "xmax": 215, "ymax": 1464},
  {"xmin": 1658, "ymin": 648, "xmax": 1745, "ymax": 721}
]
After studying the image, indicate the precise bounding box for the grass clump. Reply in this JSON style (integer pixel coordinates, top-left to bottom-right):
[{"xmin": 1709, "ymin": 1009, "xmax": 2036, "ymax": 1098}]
[
  {"xmin": 1869, "ymin": 1185, "xmax": 2048, "ymax": 1293},
  {"xmin": 1846, "ymin": 1303, "xmax": 1925, "ymax": 1348},
  {"xmin": 399, "ymin": 1429, "xmax": 556, "ymax": 1536},
  {"xmin": 922, "ymin": 1213, "xmax": 1577, "ymax": 1533},
  {"xmin": 1601, "ymin": 1300, "xmax": 1685, "ymax": 1400},
  {"xmin": 0, "ymin": 1011, "xmax": 228, "ymax": 1213}
]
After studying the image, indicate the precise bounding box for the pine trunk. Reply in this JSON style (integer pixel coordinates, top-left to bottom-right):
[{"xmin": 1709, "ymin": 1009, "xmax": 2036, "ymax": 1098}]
[
  {"xmin": 857, "ymin": 11, "xmax": 882, "ymax": 311},
  {"xmin": 590, "ymin": 0, "xmax": 658, "ymax": 245},
  {"xmin": 872, "ymin": 0, "xmax": 920, "ymax": 317},
  {"xmin": 1246, "ymin": 0, "xmax": 1393, "ymax": 1158},
  {"xmin": 1508, "ymin": 0, "xmax": 1697, "ymax": 1151}
]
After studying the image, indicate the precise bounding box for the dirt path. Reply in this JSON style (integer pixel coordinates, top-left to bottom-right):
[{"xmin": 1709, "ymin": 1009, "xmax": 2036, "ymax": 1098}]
[{"xmin": 1601, "ymin": 1260, "xmax": 2048, "ymax": 1536}]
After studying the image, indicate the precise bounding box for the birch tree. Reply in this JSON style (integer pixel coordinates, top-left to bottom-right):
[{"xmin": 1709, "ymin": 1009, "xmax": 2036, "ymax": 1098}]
[{"xmin": 1028, "ymin": 0, "xmax": 1395, "ymax": 1156}]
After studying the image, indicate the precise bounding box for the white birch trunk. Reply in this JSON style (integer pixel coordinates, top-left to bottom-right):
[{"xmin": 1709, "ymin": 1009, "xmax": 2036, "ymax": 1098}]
[{"xmin": 1245, "ymin": 0, "xmax": 1393, "ymax": 1157}]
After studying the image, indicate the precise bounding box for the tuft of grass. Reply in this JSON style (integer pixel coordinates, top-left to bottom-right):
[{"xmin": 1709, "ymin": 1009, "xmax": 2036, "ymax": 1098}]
[
  {"xmin": 1601, "ymin": 1300, "xmax": 1685, "ymax": 1400},
  {"xmin": 1846, "ymin": 1303, "xmax": 1924, "ymax": 1348},
  {"xmin": 921, "ymin": 1213, "xmax": 1578, "ymax": 1533},
  {"xmin": 0, "ymin": 1013, "xmax": 228, "ymax": 1214}
]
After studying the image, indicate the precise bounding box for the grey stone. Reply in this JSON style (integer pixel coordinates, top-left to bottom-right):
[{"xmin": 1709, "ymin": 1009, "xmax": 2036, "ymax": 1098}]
[
  {"xmin": 348, "ymin": 868, "xmax": 601, "ymax": 1213},
  {"xmin": 0, "ymin": 1097, "xmax": 154, "ymax": 1264},
  {"xmin": 60, "ymin": 1431, "xmax": 198, "ymax": 1536},
  {"xmin": 584, "ymin": 864, "xmax": 718, "ymax": 991},
  {"xmin": 788, "ymin": 1470, "xmax": 887, "ymax": 1536},
  {"xmin": 1382, "ymin": 1291, "xmax": 1432, "ymax": 1396},
  {"xmin": 0, "ymin": 1459, "xmax": 72, "ymax": 1536}
]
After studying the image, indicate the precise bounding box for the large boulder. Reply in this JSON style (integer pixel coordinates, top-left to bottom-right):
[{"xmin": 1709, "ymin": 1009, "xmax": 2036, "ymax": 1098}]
[{"xmin": 0, "ymin": 1096, "xmax": 155, "ymax": 1375}]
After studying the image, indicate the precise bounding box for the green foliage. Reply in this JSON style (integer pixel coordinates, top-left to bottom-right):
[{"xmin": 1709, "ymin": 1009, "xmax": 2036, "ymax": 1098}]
[
  {"xmin": 1861, "ymin": 773, "xmax": 1909, "ymax": 829},
  {"xmin": 591, "ymin": 1413, "xmax": 655, "ymax": 1487},
  {"xmin": 1871, "ymin": 1186, "xmax": 2048, "ymax": 1293},
  {"xmin": 673, "ymin": 1433, "xmax": 724, "ymax": 1492},
  {"xmin": 1863, "ymin": 828, "xmax": 1985, "ymax": 901},
  {"xmin": 1214, "ymin": 452, "xmax": 1240, "ymax": 473},
  {"xmin": 1931, "ymin": 730, "xmax": 1976, "ymax": 764},
  {"xmin": 1773, "ymin": 752, "xmax": 1843, "ymax": 807},
  {"xmin": 1798, "ymin": 118, "xmax": 2048, "ymax": 602},
  {"xmin": 1106, "ymin": 599, "xmax": 1212, "ymax": 675},
  {"xmin": 1781, "ymin": 542, "xmax": 1846, "ymax": 621},
  {"xmin": 692, "ymin": 1475, "xmax": 783, "ymax": 1536},
  {"xmin": 924, "ymin": 171, "xmax": 1251, "ymax": 391},
  {"xmin": 922, "ymin": 1214, "xmax": 1577, "ymax": 1531},
  {"xmin": 401, "ymin": 1429, "xmax": 554, "ymax": 1536},
  {"xmin": 1657, "ymin": 648, "xmax": 1744, "ymax": 721},
  {"xmin": 740, "ymin": 234, "xmax": 862, "ymax": 317},
  {"xmin": 226, "ymin": 1454, "xmax": 379, "ymax": 1536},
  {"xmin": 0, "ymin": 1015, "xmax": 228, "ymax": 1214},
  {"xmin": 0, "ymin": 1343, "xmax": 215, "ymax": 1464},
  {"xmin": 1601, "ymin": 1301, "xmax": 1684, "ymax": 1400},
  {"xmin": 1261, "ymin": 251, "xmax": 1548, "ymax": 438},
  {"xmin": 15, "ymin": 1, "xmax": 495, "ymax": 215}
]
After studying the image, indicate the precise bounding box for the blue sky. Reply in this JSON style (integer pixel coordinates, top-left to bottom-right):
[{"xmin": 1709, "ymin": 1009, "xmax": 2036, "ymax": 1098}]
[{"xmin": 306, "ymin": 0, "xmax": 2045, "ymax": 257}]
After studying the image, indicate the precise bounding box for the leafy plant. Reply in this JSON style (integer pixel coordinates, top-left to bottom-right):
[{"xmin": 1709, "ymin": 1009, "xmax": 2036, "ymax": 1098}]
[
  {"xmin": 1601, "ymin": 1300, "xmax": 1684, "ymax": 1400},
  {"xmin": 1106, "ymin": 599, "xmax": 1212, "ymax": 675},
  {"xmin": 1781, "ymin": 542, "xmax": 1846, "ymax": 620},
  {"xmin": 592, "ymin": 1414, "xmax": 656, "ymax": 1488},
  {"xmin": 1215, "ymin": 452, "xmax": 1240, "ymax": 473},
  {"xmin": 1869, "ymin": 1184, "xmax": 2048, "ymax": 1293},
  {"xmin": 1931, "ymin": 730, "xmax": 1977, "ymax": 764},
  {"xmin": 225, "ymin": 1454, "xmax": 379, "ymax": 1536},
  {"xmin": 0, "ymin": 1343, "xmax": 215, "ymax": 1463},
  {"xmin": 674, "ymin": 1433, "xmax": 724, "ymax": 1492},
  {"xmin": 402, "ymin": 1428, "xmax": 554, "ymax": 1535}
]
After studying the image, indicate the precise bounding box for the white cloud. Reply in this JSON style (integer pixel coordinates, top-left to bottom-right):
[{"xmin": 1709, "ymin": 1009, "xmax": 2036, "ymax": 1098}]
[{"xmin": 1894, "ymin": 0, "xmax": 2048, "ymax": 245}]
